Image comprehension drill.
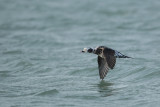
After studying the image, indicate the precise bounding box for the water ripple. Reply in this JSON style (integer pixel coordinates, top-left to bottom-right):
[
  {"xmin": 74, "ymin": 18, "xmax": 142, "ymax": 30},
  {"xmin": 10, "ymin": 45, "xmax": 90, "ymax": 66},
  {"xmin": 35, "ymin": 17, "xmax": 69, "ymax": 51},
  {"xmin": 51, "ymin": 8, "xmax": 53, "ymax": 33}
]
[{"xmin": 36, "ymin": 89, "xmax": 59, "ymax": 96}]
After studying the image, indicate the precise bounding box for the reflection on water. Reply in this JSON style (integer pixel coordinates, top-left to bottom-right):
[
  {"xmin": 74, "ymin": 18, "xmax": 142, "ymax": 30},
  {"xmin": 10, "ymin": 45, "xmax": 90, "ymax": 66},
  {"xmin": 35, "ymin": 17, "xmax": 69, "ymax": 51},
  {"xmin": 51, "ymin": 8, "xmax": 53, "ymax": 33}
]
[{"xmin": 97, "ymin": 80, "xmax": 115, "ymax": 97}]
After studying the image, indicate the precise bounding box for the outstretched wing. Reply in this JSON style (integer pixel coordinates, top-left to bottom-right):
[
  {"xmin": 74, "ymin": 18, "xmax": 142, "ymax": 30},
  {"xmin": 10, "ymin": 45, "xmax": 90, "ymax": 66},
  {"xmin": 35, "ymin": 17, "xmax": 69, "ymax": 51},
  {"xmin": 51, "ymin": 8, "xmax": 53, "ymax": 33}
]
[
  {"xmin": 97, "ymin": 56, "xmax": 110, "ymax": 79},
  {"xmin": 103, "ymin": 48, "xmax": 116, "ymax": 69},
  {"xmin": 105, "ymin": 55, "xmax": 116, "ymax": 69},
  {"xmin": 97, "ymin": 47, "xmax": 117, "ymax": 79}
]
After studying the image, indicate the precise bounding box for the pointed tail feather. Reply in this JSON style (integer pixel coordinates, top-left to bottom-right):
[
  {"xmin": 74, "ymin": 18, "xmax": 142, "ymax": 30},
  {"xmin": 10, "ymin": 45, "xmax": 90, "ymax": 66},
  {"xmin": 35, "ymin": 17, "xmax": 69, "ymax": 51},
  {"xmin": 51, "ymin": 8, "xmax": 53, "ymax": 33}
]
[
  {"xmin": 115, "ymin": 50, "xmax": 131, "ymax": 58},
  {"xmin": 117, "ymin": 55, "xmax": 131, "ymax": 58}
]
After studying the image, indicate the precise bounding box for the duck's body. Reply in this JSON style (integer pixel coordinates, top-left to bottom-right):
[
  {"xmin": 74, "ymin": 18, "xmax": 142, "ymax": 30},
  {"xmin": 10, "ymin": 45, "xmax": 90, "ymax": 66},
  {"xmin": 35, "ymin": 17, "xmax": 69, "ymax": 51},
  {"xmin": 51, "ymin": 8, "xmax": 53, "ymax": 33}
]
[{"xmin": 82, "ymin": 46, "xmax": 131, "ymax": 80}]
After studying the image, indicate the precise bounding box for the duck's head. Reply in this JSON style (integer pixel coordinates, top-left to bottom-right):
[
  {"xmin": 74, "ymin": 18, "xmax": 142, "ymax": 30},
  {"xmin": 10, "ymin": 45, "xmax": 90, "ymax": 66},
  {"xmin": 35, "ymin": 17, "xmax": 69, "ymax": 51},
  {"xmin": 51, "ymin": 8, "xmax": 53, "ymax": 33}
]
[
  {"xmin": 82, "ymin": 46, "xmax": 104, "ymax": 57},
  {"xmin": 81, "ymin": 48, "xmax": 94, "ymax": 53}
]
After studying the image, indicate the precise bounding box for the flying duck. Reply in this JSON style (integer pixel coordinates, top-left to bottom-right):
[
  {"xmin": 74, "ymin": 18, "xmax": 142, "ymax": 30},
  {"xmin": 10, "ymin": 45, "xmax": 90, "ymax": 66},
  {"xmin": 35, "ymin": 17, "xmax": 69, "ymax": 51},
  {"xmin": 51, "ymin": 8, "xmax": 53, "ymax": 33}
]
[{"xmin": 82, "ymin": 46, "xmax": 131, "ymax": 80}]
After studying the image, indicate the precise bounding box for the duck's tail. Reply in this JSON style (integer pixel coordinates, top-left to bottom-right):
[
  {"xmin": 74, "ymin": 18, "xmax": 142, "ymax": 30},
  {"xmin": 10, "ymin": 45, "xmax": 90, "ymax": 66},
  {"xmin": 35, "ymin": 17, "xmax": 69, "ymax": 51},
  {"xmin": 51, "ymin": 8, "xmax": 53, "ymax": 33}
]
[{"xmin": 115, "ymin": 50, "xmax": 131, "ymax": 58}]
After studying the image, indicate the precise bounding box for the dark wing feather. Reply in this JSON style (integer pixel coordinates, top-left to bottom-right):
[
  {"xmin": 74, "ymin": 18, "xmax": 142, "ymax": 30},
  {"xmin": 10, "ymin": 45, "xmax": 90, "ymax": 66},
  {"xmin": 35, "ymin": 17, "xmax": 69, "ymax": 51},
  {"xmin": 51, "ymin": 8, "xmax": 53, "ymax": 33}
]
[
  {"xmin": 97, "ymin": 56, "xmax": 109, "ymax": 79},
  {"xmin": 103, "ymin": 48, "xmax": 116, "ymax": 69},
  {"xmin": 105, "ymin": 55, "xmax": 116, "ymax": 69}
]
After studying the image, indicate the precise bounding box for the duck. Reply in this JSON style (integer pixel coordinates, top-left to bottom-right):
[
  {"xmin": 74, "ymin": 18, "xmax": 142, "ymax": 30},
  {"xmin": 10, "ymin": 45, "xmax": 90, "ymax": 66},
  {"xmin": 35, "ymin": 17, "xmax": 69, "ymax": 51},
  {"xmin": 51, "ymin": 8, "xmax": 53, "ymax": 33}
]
[{"xmin": 82, "ymin": 46, "xmax": 131, "ymax": 80}]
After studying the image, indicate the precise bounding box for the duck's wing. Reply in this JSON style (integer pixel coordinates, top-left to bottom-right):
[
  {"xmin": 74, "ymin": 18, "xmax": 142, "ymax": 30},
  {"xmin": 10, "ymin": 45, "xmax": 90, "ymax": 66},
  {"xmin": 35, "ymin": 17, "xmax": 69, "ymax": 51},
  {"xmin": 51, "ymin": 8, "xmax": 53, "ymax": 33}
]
[
  {"xmin": 97, "ymin": 47, "xmax": 117, "ymax": 79},
  {"xmin": 103, "ymin": 48, "xmax": 116, "ymax": 69},
  {"xmin": 104, "ymin": 55, "xmax": 116, "ymax": 69},
  {"xmin": 97, "ymin": 56, "xmax": 109, "ymax": 79}
]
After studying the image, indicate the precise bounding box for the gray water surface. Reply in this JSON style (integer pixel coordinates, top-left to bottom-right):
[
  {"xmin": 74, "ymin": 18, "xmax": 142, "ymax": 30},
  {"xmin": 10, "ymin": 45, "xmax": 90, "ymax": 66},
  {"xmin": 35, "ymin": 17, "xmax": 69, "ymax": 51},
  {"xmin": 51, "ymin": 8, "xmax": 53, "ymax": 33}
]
[{"xmin": 0, "ymin": 0, "xmax": 160, "ymax": 107}]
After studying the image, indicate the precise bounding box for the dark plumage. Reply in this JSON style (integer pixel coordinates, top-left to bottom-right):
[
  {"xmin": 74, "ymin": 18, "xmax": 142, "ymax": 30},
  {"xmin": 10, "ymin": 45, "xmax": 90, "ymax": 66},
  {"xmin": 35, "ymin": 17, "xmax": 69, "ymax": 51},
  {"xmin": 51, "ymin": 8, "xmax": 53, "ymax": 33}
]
[{"xmin": 82, "ymin": 46, "xmax": 131, "ymax": 79}]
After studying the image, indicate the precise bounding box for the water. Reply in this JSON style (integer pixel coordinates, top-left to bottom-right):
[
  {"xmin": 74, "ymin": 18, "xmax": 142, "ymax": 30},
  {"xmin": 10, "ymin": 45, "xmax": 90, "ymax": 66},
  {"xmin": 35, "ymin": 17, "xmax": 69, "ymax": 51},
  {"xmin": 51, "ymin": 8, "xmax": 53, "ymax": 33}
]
[{"xmin": 0, "ymin": 0, "xmax": 160, "ymax": 107}]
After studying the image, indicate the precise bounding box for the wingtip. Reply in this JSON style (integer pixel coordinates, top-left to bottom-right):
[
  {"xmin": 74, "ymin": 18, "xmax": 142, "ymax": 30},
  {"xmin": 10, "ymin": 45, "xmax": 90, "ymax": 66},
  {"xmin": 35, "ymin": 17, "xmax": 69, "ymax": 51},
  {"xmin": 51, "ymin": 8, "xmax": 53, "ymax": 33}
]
[{"xmin": 100, "ymin": 77, "xmax": 104, "ymax": 80}]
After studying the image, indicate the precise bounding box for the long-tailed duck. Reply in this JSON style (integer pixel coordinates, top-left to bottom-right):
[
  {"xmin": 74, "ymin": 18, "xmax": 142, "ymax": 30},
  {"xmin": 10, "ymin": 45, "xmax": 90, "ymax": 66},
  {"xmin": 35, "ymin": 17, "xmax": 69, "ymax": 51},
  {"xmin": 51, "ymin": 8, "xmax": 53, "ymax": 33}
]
[{"xmin": 82, "ymin": 46, "xmax": 131, "ymax": 80}]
